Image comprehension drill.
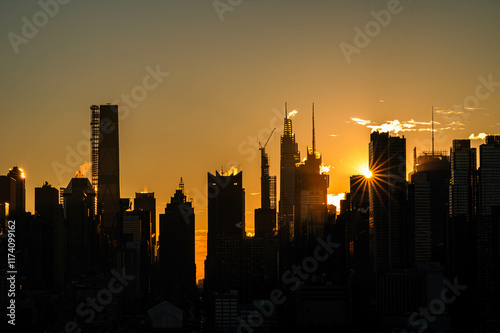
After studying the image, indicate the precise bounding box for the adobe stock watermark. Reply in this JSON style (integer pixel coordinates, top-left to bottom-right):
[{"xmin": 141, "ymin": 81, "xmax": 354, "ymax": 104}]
[
  {"xmin": 61, "ymin": 268, "xmax": 135, "ymax": 333},
  {"xmin": 51, "ymin": 64, "xmax": 168, "ymax": 183},
  {"xmin": 237, "ymin": 235, "xmax": 341, "ymax": 333},
  {"xmin": 7, "ymin": 0, "xmax": 71, "ymax": 54},
  {"xmin": 339, "ymin": 0, "xmax": 406, "ymax": 64},
  {"xmin": 213, "ymin": 0, "xmax": 244, "ymax": 22},
  {"xmin": 408, "ymin": 277, "xmax": 467, "ymax": 332}
]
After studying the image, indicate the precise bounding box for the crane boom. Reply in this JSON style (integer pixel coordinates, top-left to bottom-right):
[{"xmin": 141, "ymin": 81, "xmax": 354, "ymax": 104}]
[{"xmin": 260, "ymin": 128, "xmax": 276, "ymax": 150}]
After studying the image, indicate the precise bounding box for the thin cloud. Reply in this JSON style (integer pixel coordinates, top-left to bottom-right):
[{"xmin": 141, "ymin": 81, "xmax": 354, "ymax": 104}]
[{"xmin": 351, "ymin": 117, "xmax": 371, "ymax": 125}]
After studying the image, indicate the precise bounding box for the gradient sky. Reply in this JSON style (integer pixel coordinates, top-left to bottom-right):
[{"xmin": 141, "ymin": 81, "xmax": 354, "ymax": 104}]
[{"xmin": 2, "ymin": 0, "xmax": 500, "ymax": 281}]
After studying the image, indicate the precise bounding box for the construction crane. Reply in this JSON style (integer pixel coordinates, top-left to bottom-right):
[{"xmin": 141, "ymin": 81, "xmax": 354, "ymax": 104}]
[{"xmin": 259, "ymin": 128, "xmax": 276, "ymax": 150}]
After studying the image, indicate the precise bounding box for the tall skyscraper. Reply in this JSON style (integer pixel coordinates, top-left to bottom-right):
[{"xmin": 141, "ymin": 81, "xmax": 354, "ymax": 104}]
[
  {"xmin": 294, "ymin": 105, "xmax": 329, "ymax": 243},
  {"xmin": 475, "ymin": 135, "xmax": 500, "ymax": 319},
  {"xmin": 0, "ymin": 174, "xmax": 16, "ymax": 230},
  {"xmin": 159, "ymin": 179, "xmax": 196, "ymax": 326},
  {"xmin": 207, "ymin": 170, "xmax": 245, "ymax": 256},
  {"xmin": 345, "ymin": 174, "xmax": 370, "ymax": 269},
  {"xmin": 368, "ymin": 131, "xmax": 406, "ymax": 273},
  {"xmin": 478, "ymin": 135, "xmax": 500, "ymax": 216},
  {"xmin": 409, "ymin": 152, "xmax": 450, "ymax": 264},
  {"xmin": 445, "ymin": 139, "xmax": 477, "ymax": 327},
  {"xmin": 205, "ymin": 170, "xmax": 245, "ymax": 293},
  {"xmin": 7, "ymin": 166, "xmax": 26, "ymax": 217},
  {"xmin": 449, "ymin": 139, "xmax": 477, "ymax": 221},
  {"xmin": 97, "ymin": 104, "xmax": 120, "ymax": 241},
  {"xmin": 135, "ymin": 191, "xmax": 157, "ymax": 262},
  {"xmin": 278, "ymin": 102, "xmax": 300, "ymax": 242},
  {"xmin": 34, "ymin": 182, "xmax": 66, "ymax": 288},
  {"xmin": 255, "ymin": 130, "xmax": 277, "ymax": 239}
]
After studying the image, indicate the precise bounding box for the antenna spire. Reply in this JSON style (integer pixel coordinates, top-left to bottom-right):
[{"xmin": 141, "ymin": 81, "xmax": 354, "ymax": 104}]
[
  {"xmin": 285, "ymin": 102, "xmax": 288, "ymax": 119},
  {"xmin": 179, "ymin": 177, "xmax": 184, "ymax": 192},
  {"xmin": 432, "ymin": 105, "xmax": 435, "ymax": 156},
  {"xmin": 312, "ymin": 103, "xmax": 316, "ymax": 153}
]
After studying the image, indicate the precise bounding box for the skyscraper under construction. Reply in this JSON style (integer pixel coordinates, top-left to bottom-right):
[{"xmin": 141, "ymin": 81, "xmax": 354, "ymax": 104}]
[{"xmin": 91, "ymin": 104, "xmax": 121, "ymax": 243}]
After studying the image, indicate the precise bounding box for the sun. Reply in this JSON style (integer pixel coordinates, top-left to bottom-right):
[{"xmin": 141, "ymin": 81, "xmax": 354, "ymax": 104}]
[{"xmin": 358, "ymin": 163, "xmax": 372, "ymax": 179}]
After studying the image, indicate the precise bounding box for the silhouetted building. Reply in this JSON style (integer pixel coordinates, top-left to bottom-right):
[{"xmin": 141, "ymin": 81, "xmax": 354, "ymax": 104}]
[
  {"xmin": 159, "ymin": 179, "xmax": 196, "ymax": 327},
  {"xmin": 294, "ymin": 105, "xmax": 329, "ymax": 250},
  {"xmin": 254, "ymin": 209, "xmax": 276, "ymax": 239},
  {"xmin": 350, "ymin": 175, "xmax": 369, "ymax": 212},
  {"xmin": 345, "ymin": 175, "xmax": 370, "ymax": 268},
  {"xmin": 7, "ymin": 166, "xmax": 26, "ymax": 217},
  {"xmin": 64, "ymin": 176, "xmax": 98, "ymax": 278},
  {"xmin": 206, "ymin": 170, "xmax": 245, "ymax": 259},
  {"xmin": 117, "ymin": 208, "xmax": 150, "ymax": 299},
  {"xmin": 97, "ymin": 104, "xmax": 120, "ymax": 242},
  {"xmin": 475, "ymin": 135, "xmax": 500, "ymax": 322},
  {"xmin": 35, "ymin": 181, "xmax": 59, "ymax": 218},
  {"xmin": 449, "ymin": 139, "xmax": 477, "ymax": 221},
  {"xmin": 409, "ymin": 151, "xmax": 450, "ymax": 264},
  {"xmin": 446, "ymin": 139, "xmax": 476, "ymax": 279},
  {"xmin": 134, "ymin": 191, "xmax": 157, "ymax": 262},
  {"xmin": 32, "ymin": 182, "xmax": 66, "ymax": 289},
  {"xmin": 279, "ymin": 102, "xmax": 300, "ymax": 242},
  {"xmin": 0, "ymin": 175, "xmax": 15, "ymax": 231},
  {"xmin": 204, "ymin": 170, "xmax": 245, "ymax": 331},
  {"xmin": 255, "ymin": 131, "xmax": 277, "ymax": 239},
  {"xmin": 368, "ymin": 131, "xmax": 407, "ymax": 273}
]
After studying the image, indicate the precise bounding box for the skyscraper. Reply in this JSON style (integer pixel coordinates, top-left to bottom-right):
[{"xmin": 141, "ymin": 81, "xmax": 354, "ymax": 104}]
[
  {"xmin": 135, "ymin": 191, "xmax": 157, "ymax": 262},
  {"xmin": 478, "ymin": 135, "xmax": 500, "ymax": 216},
  {"xmin": 97, "ymin": 104, "xmax": 120, "ymax": 241},
  {"xmin": 445, "ymin": 139, "xmax": 477, "ymax": 326},
  {"xmin": 294, "ymin": 105, "xmax": 329, "ymax": 243},
  {"xmin": 255, "ymin": 130, "xmax": 277, "ymax": 239},
  {"xmin": 63, "ymin": 176, "xmax": 97, "ymax": 278},
  {"xmin": 476, "ymin": 135, "xmax": 500, "ymax": 319},
  {"xmin": 409, "ymin": 152, "xmax": 450, "ymax": 264},
  {"xmin": 0, "ymin": 174, "xmax": 16, "ymax": 230},
  {"xmin": 35, "ymin": 181, "xmax": 59, "ymax": 218},
  {"xmin": 7, "ymin": 166, "xmax": 26, "ymax": 217},
  {"xmin": 34, "ymin": 182, "xmax": 66, "ymax": 288},
  {"xmin": 278, "ymin": 102, "xmax": 300, "ymax": 242},
  {"xmin": 449, "ymin": 139, "xmax": 477, "ymax": 221},
  {"xmin": 159, "ymin": 179, "xmax": 196, "ymax": 326},
  {"xmin": 205, "ymin": 170, "xmax": 245, "ymax": 293},
  {"xmin": 368, "ymin": 131, "xmax": 406, "ymax": 273}
]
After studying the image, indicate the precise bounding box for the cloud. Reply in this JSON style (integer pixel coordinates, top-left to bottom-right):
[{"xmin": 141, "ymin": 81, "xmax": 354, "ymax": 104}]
[
  {"xmin": 445, "ymin": 121, "xmax": 465, "ymax": 127},
  {"xmin": 367, "ymin": 120, "xmax": 417, "ymax": 134},
  {"xmin": 469, "ymin": 133, "xmax": 487, "ymax": 140},
  {"xmin": 464, "ymin": 107, "xmax": 485, "ymax": 111},
  {"xmin": 435, "ymin": 109, "xmax": 464, "ymax": 116},
  {"xmin": 350, "ymin": 116, "xmax": 455, "ymax": 135},
  {"xmin": 351, "ymin": 117, "xmax": 371, "ymax": 125},
  {"xmin": 330, "ymin": 134, "xmax": 338, "ymax": 137},
  {"xmin": 379, "ymin": 99, "xmax": 385, "ymax": 103}
]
